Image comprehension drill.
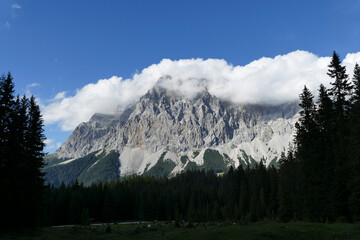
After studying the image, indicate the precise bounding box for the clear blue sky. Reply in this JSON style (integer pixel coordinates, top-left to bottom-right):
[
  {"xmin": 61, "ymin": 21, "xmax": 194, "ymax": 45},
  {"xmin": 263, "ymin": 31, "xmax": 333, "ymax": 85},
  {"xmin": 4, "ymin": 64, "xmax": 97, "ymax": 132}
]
[{"xmin": 1, "ymin": 0, "xmax": 359, "ymax": 153}]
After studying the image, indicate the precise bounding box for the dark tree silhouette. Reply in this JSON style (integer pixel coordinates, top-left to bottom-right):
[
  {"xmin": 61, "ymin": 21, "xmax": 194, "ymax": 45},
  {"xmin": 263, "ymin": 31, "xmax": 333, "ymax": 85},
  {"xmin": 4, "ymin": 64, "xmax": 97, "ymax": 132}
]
[{"xmin": 0, "ymin": 73, "xmax": 46, "ymax": 230}]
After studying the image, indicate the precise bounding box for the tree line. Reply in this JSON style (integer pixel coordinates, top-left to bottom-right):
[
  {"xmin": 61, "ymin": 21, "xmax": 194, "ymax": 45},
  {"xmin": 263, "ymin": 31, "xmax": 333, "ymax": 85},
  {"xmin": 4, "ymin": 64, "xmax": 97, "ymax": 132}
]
[
  {"xmin": 0, "ymin": 73, "xmax": 46, "ymax": 231},
  {"xmin": 44, "ymin": 52, "xmax": 360, "ymax": 225},
  {"xmin": 1, "ymin": 51, "xmax": 360, "ymax": 229},
  {"xmin": 279, "ymin": 52, "xmax": 360, "ymax": 222},
  {"xmin": 44, "ymin": 164, "xmax": 279, "ymax": 225}
]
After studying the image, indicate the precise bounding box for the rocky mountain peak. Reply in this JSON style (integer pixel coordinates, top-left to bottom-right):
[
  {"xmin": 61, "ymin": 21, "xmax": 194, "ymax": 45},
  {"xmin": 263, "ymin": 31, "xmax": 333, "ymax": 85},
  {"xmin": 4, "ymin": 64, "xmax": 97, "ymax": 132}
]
[{"xmin": 50, "ymin": 81, "xmax": 299, "ymax": 184}]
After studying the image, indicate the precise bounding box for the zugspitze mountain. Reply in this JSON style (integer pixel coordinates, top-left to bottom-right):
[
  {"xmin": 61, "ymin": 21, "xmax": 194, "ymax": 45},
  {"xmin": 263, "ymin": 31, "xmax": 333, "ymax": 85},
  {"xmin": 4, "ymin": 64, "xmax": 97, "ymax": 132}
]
[{"xmin": 44, "ymin": 77, "xmax": 299, "ymax": 186}]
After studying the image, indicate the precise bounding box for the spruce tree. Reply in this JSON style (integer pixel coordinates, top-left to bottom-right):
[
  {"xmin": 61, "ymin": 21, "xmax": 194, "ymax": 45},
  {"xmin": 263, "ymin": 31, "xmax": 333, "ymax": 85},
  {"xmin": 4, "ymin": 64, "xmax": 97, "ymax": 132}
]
[
  {"xmin": 294, "ymin": 85, "xmax": 319, "ymax": 220},
  {"xmin": 295, "ymin": 86, "xmax": 317, "ymax": 142},
  {"xmin": 351, "ymin": 63, "xmax": 360, "ymax": 104},
  {"xmin": 294, "ymin": 86, "xmax": 317, "ymax": 164},
  {"xmin": 24, "ymin": 96, "xmax": 46, "ymax": 226},
  {"xmin": 315, "ymin": 84, "xmax": 334, "ymax": 221},
  {"xmin": 278, "ymin": 149, "xmax": 298, "ymax": 222},
  {"xmin": 0, "ymin": 73, "xmax": 46, "ymax": 230},
  {"xmin": 317, "ymin": 84, "xmax": 334, "ymax": 135},
  {"xmin": 328, "ymin": 51, "xmax": 352, "ymax": 114},
  {"xmin": 8, "ymin": 95, "xmax": 31, "ymax": 228},
  {"xmin": 27, "ymin": 96, "xmax": 45, "ymax": 179},
  {"xmin": 0, "ymin": 73, "xmax": 15, "ymax": 172},
  {"xmin": 0, "ymin": 73, "xmax": 16, "ymax": 231},
  {"xmin": 348, "ymin": 63, "xmax": 360, "ymax": 221},
  {"xmin": 327, "ymin": 52, "xmax": 352, "ymax": 220}
]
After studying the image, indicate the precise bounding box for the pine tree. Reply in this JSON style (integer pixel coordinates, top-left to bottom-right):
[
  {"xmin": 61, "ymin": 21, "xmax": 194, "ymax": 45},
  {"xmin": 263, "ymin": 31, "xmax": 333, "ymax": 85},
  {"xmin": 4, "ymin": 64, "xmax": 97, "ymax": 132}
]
[
  {"xmin": 327, "ymin": 52, "xmax": 352, "ymax": 220},
  {"xmin": 351, "ymin": 63, "xmax": 360, "ymax": 104},
  {"xmin": 294, "ymin": 86, "xmax": 318, "ymax": 166},
  {"xmin": 294, "ymin": 85, "xmax": 320, "ymax": 220},
  {"xmin": 278, "ymin": 149, "xmax": 298, "ymax": 222},
  {"xmin": 0, "ymin": 73, "xmax": 46, "ymax": 230},
  {"xmin": 0, "ymin": 73, "xmax": 15, "ymax": 174},
  {"xmin": 328, "ymin": 51, "xmax": 352, "ymax": 114},
  {"xmin": 348, "ymin": 63, "xmax": 360, "ymax": 221},
  {"xmin": 0, "ymin": 73, "xmax": 16, "ymax": 231},
  {"xmin": 295, "ymin": 86, "xmax": 317, "ymax": 146},
  {"xmin": 314, "ymin": 84, "xmax": 334, "ymax": 221},
  {"xmin": 24, "ymin": 96, "xmax": 46, "ymax": 226},
  {"xmin": 26, "ymin": 96, "xmax": 45, "ymax": 180},
  {"xmin": 8, "ymin": 96, "xmax": 31, "ymax": 226},
  {"xmin": 317, "ymin": 84, "xmax": 334, "ymax": 136}
]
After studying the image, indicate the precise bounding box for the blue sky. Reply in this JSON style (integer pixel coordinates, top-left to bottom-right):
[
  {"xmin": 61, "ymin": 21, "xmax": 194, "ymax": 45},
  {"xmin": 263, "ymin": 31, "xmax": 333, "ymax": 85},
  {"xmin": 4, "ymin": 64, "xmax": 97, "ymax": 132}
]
[{"xmin": 1, "ymin": 0, "xmax": 360, "ymax": 153}]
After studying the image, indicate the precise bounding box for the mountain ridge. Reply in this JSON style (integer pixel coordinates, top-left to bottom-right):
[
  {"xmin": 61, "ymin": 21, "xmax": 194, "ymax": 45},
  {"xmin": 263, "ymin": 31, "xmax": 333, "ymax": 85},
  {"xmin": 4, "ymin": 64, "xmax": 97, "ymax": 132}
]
[{"xmin": 45, "ymin": 83, "xmax": 299, "ymax": 185}]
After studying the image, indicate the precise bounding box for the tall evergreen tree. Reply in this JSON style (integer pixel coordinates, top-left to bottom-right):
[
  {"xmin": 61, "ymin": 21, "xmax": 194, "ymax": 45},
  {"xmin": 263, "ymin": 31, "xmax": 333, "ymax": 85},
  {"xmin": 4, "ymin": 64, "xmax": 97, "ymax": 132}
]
[
  {"xmin": 8, "ymin": 95, "xmax": 31, "ymax": 227},
  {"xmin": 24, "ymin": 96, "xmax": 46, "ymax": 226},
  {"xmin": 328, "ymin": 51, "xmax": 352, "ymax": 114},
  {"xmin": 348, "ymin": 63, "xmax": 360, "ymax": 221},
  {"xmin": 0, "ymin": 73, "xmax": 46, "ymax": 230},
  {"xmin": 278, "ymin": 152, "xmax": 292, "ymax": 222},
  {"xmin": 27, "ymin": 96, "xmax": 46, "ymax": 178},
  {"xmin": 0, "ymin": 73, "xmax": 15, "ymax": 172},
  {"xmin": 294, "ymin": 85, "xmax": 320, "ymax": 220},
  {"xmin": 317, "ymin": 84, "xmax": 334, "ymax": 135},
  {"xmin": 0, "ymin": 73, "xmax": 16, "ymax": 231},
  {"xmin": 294, "ymin": 85, "xmax": 318, "ymax": 168},
  {"xmin": 314, "ymin": 84, "xmax": 334, "ymax": 221},
  {"xmin": 327, "ymin": 52, "xmax": 352, "ymax": 220},
  {"xmin": 350, "ymin": 63, "xmax": 360, "ymax": 104},
  {"xmin": 278, "ymin": 148, "xmax": 298, "ymax": 222},
  {"xmin": 295, "ymin": 86, "xmax": 317, "ymax": 143}
]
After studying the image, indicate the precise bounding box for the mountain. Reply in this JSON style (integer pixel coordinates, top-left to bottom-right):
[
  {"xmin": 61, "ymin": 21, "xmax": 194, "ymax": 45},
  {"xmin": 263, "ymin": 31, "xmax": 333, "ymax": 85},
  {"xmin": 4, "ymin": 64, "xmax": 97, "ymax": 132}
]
[{"xmin": 44, "ymin": 81, "xmax": 299, "ymax": 186}]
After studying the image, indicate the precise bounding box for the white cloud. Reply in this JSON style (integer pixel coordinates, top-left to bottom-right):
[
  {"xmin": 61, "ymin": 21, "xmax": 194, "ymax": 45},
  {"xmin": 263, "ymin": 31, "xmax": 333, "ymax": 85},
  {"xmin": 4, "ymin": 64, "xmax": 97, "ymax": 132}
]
[
  {"xmin": 42, "ymin": 50, "xmax": 360, "ymax": 131},
  {"xmin": 25, "ymin": 82, "xmax": 40, "ymax": 95},
  {"xmin": 27, "ymin": 83, "xmax": 40, "ymax": 88},
  {"xmin": 12, "ymin": 4, "xmax": 21, "ymax": 9},
  {"xmin": 53, "ymin": 91, "xmax": 67, "ymax": 101},
  {"xmin": 44, "ymin": 139, "xmax": 54, "ymax": 145},
  {"xmin": 343, "ymin": 52, "xmax": 360, "ymax": 71},
  {"xmin": 44, "ymin": 139, "xmax": 62, "ymax": 151}
]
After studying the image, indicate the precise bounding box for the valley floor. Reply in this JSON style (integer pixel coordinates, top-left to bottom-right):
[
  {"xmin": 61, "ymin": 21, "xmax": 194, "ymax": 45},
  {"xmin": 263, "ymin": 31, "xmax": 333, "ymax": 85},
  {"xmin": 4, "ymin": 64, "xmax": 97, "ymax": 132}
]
[{"xmin": 2, "ymin": 221, "xmax": 360, "ymax": 240}]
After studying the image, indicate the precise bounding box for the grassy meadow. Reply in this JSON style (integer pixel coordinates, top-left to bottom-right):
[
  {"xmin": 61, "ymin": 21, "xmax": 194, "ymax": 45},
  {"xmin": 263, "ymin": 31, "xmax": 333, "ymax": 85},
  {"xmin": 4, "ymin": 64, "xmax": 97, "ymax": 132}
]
[{"xmin": 2, "ymin": 221, "xmax": 360, "ymax": 240}]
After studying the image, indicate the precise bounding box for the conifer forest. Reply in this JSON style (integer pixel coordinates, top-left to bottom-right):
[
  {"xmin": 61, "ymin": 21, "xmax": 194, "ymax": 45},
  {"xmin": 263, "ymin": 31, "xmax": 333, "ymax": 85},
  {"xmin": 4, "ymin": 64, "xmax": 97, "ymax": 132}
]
[{"xmin": 1, "ymin": 52, "xmax": 360, "ymax": 230}]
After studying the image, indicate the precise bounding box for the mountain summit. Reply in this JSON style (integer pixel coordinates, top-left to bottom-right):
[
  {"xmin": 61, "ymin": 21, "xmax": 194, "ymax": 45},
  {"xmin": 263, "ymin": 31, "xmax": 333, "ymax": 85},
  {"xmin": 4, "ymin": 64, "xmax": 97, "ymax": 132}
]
[{"xmin": 44, "ymin": 82, "xmax": 299, "ymax": 186}]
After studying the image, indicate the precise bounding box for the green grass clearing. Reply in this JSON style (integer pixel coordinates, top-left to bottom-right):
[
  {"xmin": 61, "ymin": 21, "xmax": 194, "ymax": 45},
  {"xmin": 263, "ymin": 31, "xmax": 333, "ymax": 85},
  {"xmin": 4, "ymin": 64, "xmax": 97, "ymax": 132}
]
[{"xmin": 2, "ymin": 221, "xmax": 360, "ymax": 240}]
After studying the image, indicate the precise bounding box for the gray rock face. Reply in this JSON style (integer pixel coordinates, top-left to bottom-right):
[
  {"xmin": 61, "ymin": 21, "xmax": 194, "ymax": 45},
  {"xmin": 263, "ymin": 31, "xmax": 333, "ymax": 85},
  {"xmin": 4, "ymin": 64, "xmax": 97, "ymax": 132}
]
[{"xmin": 55, "ymin": 85, "xmax": 299, "ymax": 162}]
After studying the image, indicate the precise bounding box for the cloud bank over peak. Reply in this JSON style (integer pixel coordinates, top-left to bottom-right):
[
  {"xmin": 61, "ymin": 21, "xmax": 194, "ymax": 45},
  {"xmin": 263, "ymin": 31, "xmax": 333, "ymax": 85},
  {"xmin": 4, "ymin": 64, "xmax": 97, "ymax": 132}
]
[{"xmin": 42, "ymin": 50, "xmax": 360, "ymax": 131}]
